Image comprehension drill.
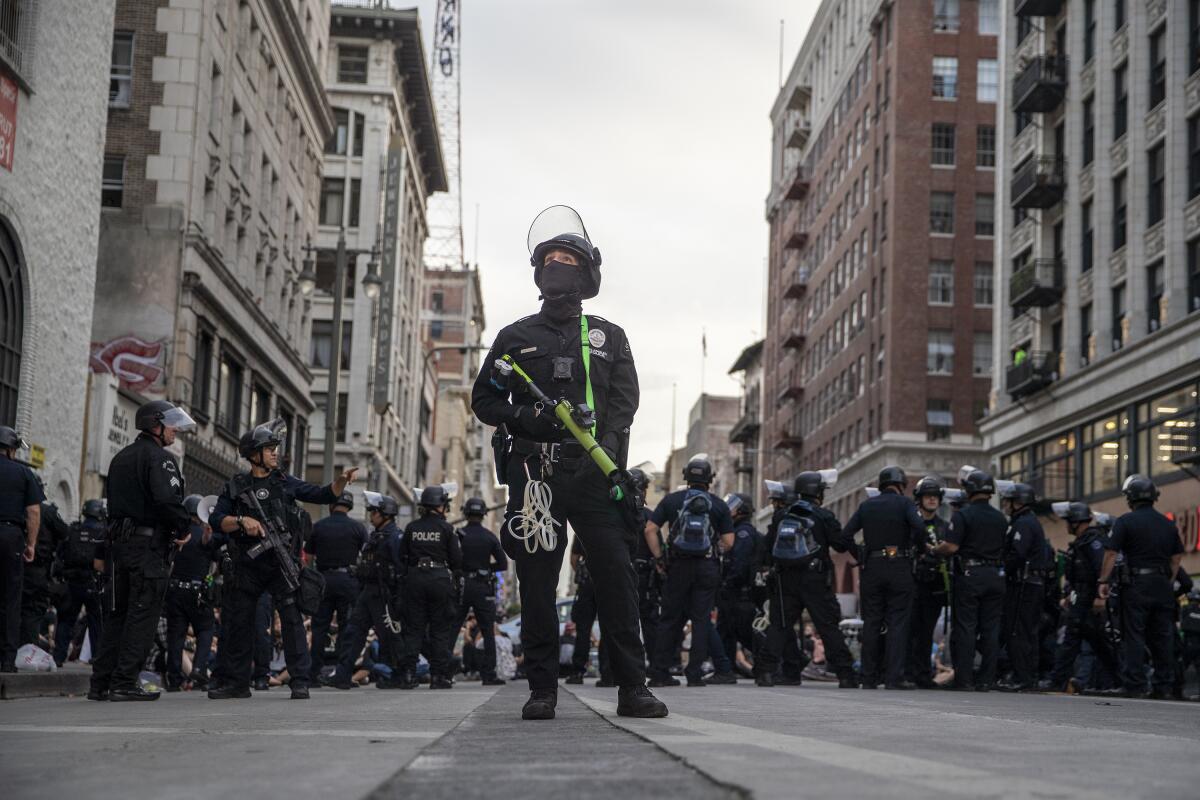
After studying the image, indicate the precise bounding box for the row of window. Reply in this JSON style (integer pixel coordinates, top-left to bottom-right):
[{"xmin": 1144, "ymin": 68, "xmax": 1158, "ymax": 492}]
[
  {"xmin": 929, "ymin": 192, "xmax": 993, "ymax": 237},
  {"xmin": 928, "ymin": 261, "xmax": 995, "ymax": 306},
  {"xmin": 932, "ymin": 0, "xmax": 999, "ymax": 36},
  {"xmin": 932, "ymin": 57, "xmax": 998, "ymax": 103},
  {"xmin": 926, "ymin": 329, "xmax": 992, "ymax": 377},
  {"xmin": 931, "ymin": 124, "xmax": 996, "ymax": 168}
]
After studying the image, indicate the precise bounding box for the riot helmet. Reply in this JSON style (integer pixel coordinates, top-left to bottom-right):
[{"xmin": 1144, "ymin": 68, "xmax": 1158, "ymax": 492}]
[
  {"xmin": 332, "ymin": 491, "xmax": 354, "ymax": 512},
  {"xmin": 0, "ymin": 425, "xmax": 26, "ymax": 452},
  {"xmin": 795, "ymin": 469, "xmax": 838, "ymax": 501},
  {"xmin": 913, "ymin": 476, "xmax": 945, "ymax": 500},
  {"xmin": 463, "ymin": 497, "xmax": 487, "ymax": 518},
  {"xmin": 1051, "ymin": 501, "xmax": 1092, "ymax": 525},
  {"xmin": 135, "ymin": 400, "xmax": 196, "ymax": 434},
  {"xmin": 527, "ymin": 205, "xmax": 602, "ymax": 299},
  {"xmin": 364, "ymin": 490, "xmax": 400, "ymax": 518},
  {"xmin": 418, "ymin": 482, "xmax": 457, "ymax": 512},
  {"xmin": 683, "ymin": 454, "xmax": 714, "ymax": 486},
  {"xmin": 877, "ymin": 465, "xmax": 907, "ymax": 491},
  {"xmin": 628, "ymin": 468, "xmax": 650, "ymax": 493},
  {"xmin": 1002, "ymin": 482, "xmax": 1037, "ymax": 508},
  {"xmin": 184, "ymin": 494, "xmax": 204, "ymax": 518},
  {"xmin": 765, "ymin": 479, "xmax": 795, "ymax": 507},
  {"xmin": 81, "ymin": 499, "xmax": 106, "ymax": 520},
  {"xmin": 724, "ymin": 492, "xmax": 754, "ymax": 518},
  {"xmin": 1121, "ymin": 474, "xmax": 1158, "ymax": 505},
  {"xmin": 959, "ymin": 468, "xmax": 996, "ymax": 496},
  {"xmin": 238, "ymin": 418, "xmax": 287, "ymax": 460}
]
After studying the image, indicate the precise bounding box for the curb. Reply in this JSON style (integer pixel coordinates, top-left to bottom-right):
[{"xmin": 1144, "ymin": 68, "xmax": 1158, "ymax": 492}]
[{"xmin": 1, "ymin": 670, "xmax": 92, "ymax": 700}]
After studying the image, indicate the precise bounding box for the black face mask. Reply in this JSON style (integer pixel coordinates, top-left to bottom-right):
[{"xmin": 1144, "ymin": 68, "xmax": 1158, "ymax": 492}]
[{"xmin": 538, "ymin": 260, "xmax": 584, "ymax": 322}]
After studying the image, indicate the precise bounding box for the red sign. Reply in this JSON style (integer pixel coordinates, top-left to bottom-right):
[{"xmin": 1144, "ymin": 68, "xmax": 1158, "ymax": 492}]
[{"xmin": 0, "ymin": 73, "xmax": 16, "ymax": 172}]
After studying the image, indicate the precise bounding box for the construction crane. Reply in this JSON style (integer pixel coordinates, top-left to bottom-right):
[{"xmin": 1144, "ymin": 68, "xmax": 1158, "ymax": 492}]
[{"xmin": 424, "ymin": 0, "xmax": 464, "ymax": 271}]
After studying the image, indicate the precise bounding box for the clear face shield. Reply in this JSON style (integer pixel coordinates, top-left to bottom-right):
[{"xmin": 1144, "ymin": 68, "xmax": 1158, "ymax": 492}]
[
  {"xmin": 957, "ymin": 465, "xmax": 979, "ymax": 485},
  {"xmin": 527, "ymin": 205, "xmax": 593, "ymax": 258},
  {"xmin": 441, "ymin": 482, "xmax": 459, "ymax": 500},
  {"xmin": 724, "ymin": 494, "xmax": 746, "ymax": 516},
  {"xmin": 161, "ymin": 406, "xmax": 198, "ymax": 433},
  {"xmin": 363, "ymin": 491, "xmax": 384, "ymax": 515},
  {"xmin": 1050, "ymin": 501, "xmax": 1070, "ymax": 519},
  {"xmin": 942, "ymin": 489, "xmax": 966, "ymax": 505},
  {"xmin": 263, "ymin": 417, "xmax": 288, "ymax": 460},
  {"xmin": 816, "ymin": 468, "xmax": 839, "ymax": 491},
  {"xmin": 764, "ymin": 480, "xmax": 788, "ymax": 501},
  {"xmin": 864, "ymin": 487, "xmax": 881, "ymax": 499},
  {"xmin": 995, "ymin": 480, "xmax": 1016, "ymax": 498}
]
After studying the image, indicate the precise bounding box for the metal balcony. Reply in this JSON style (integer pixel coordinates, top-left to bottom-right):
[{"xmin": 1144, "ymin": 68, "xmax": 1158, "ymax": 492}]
[
  {"xmin": 1012, "ymin": 56, "xmax": 1067, "ymax": 114},
  {"xmin": 775, "ymin": 430, "xmax": 804, "ymax": 450},
  {"xmin": 729, "ymin": 413, "xmax": 760, "ymax": 445},
  {"xmin": 784, "ymin": 166, "xmax": 809, "ymax": 201},
  {"xmin": 784, "ymin": 227, "xmax": 808, "ymax": 250},
  {"xmin": 1007, "ymin": 351, "xmax": 1058, "ymax": 400},
  {"xmin": 1011, "ymin": 156, "xmax": 1066, "ymax": 209},
  {"xmin": 783, "ymin": 268, "xmax": 810, "ymax": 298},
  {"xmin": 778, "ymin": 383, "xmax": 805, "ymax": 403},
  {"xmin": 782, "ymin": 330, "xmax": 806, "ymax": 349},
  {"xmin": 1010, "ymin": 259, "xmax": 1064, "ymax": 309},
  {"xmin": 1015, "ymin": 0, "xmax": 1064, "ymax": 16},
  {"xmin": 786, "ymin": 119, "xmax": 812, "ymax": 149}
]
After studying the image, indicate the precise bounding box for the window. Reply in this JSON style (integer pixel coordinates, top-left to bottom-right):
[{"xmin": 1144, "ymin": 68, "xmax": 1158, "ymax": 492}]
[
  {"xmin": 109, "ymin": 31, "xmax": 133, "ymax": 107},
  {"xmin": 1192, "ymin": 0, "xmax": 1200, "ymax": 74},
  {"xmin": 1082, "ymin": 95, "xmax": 1095, "ymax": 166},
  {"xmin": 313, "ymin": 392, "xmax": 349, "ymax": 442},
  {"xmin": 933, "ymin": 0, "xmax": 959, "ymax": 31},
  {"xmin": 1081, "ymin": 201, "xmax": 1094, "ymax": 272},
  {"xmin": 309, "ymin": 321, "xmax": 353, "ymax": 369},
  {"xmin": 931, "ymin": 123, "xmax": 955, "ymax": 165},
  {"xmin": 1115, "ymin": 0, "xmax": 1126, "ymax": 30},
  {"xmin": 327, "ymin": 108, "xmax": 349, "ymax": 155},
  {"xmin": 250, "ymin": 383, "xmax": 271, "ymax": 426},
  {"xmin": 932, "ymin": 57, "xmax": 958, "ymax": 98},
  {"xmin": 1190, "ymin": 115, "xmax": 1200, "ymax": 201},
  {"xmin": 978, "ymin": 0, "xmax": 999, "ymax": 35},
  {"xmin": 1136, "ymin": 384, "xmax": 1200, "ymax": 479},
  {"xmin": 430, "ymin": 319, "xmax": 444, "ymax": 340},
  {"xmin": 976, "ymin": 59, "xmax": 998, "ymax": 102},
  {"xmin": 1018, "ymin": 16, "xmax": 1033, "ymax": 44},
  {"xmin": 1149, "ymin": 27, "xmax": 1166, "ymax": 108},
  {"xmin": 1084, "ymin": 0, "xmax": 1096, "ymax": 63},
  {"xmin": 348, "ymin": 178, "xmax": 362, "ymax": 228},
  {"xmin": 1080, "ymin": 303, "xmax": 1093, "ymax": 364},
  {"xmin": 929, "ymin": 261, "xmax": 954, "ymax": 304},
  {"xmin": 1147, "ymin": 261, "xmax": 1164, "ymax": 332},
  {"xmin": 1113, "ymin": 66, "xmax": 1127, "ymax": 140},
  {"xmin": 974, "ymin": 263, "xmax": 994, "ymax": 306},
  {"xmin": 1035, "ymin": 432, "xmax": 1076, "ymax": 501},
  {"xmin": 1148, "ymin": 143, "xmax": 1165, "ymax": 226},
  {"xmin": 192, "ymin": 328, "xmax": 214, "ymax": 421},
  {"xmin": 1112, "ymin": 285, "xmax": 1127, "ymax": 351},
  {"xmin": 352, "ymin": 112, "xmax": 365, "ymax": 157},
  {"xmin": 319, "ymin": 178, "xmax": 344, "ymax": 226},
  {"xmin": 337, "ymin": 45, "xmax": 368, "ymax": 83},
  {"xmin": 975, "ymin": 194, "xmax": 994, "ymax": 236},
  {"xmin": 930, "ymin": 191, "xmax": 954, "ymax": 234},
  {"xmin": 314, "ymin": 251, "xmax": 356, "ymax": 298},
  {"xmin": 217, "ymin": 352, "xmax": 244, "ymax": 432},
  {"xmin": 973, "ymin": 332, "xmax": 992, "ymax": 376},
  {"xmin": 431, "ymin": 290, "xmax": 444, "ymax": 312},
  {"xmin": 1082, "ymin": 413, "xmax": 1126, "ymax": 495},
  {"xmin": 976, "ymin": 125, "xmax": 995, "ymax": 167},
  {"xmin": 927, "ymin": 399, "xmax": 952, "ymax": 441},
  {"xmin": 101, "ymin": 156, "xmax": 124, "ymax": 208},
  {"xmin": 1191, "ymin": 240, "xmax": 1200, "ymax": 314},
  {"xmin": 1113, "ymin": 175, "xmax": 1127, "ymax": 250},
  {"xmin": 927, "ymin": 329, "xmax": 954, "ymax": 374}
]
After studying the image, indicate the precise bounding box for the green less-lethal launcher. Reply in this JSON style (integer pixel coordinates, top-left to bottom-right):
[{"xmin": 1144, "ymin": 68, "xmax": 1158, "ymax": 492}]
[{"xmin": 500, "ymin": 354, "xmax": 626, "ymax": 502}]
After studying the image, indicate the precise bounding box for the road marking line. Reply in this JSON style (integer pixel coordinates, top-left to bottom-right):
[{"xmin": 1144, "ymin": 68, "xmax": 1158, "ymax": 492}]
[
  {"xmin": 574, "ymin": 696, "xmax": 1087, "ymax": 799},
  {"xmin": 0, "ymin": 725, "xmax": 440, "ymax": 739}
]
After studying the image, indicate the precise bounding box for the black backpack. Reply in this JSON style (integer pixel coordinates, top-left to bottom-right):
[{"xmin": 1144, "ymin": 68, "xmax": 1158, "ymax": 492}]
[
  {"xmin": 772, "ymin": 501, "xmax": 819, "ymax": 565},
  {"xmin": 670, "ymin": 490, "xmax": 715, "ymax": 557},
  {"xmin": 64, "ymin": 520, "xmax": 103, "ymax": 572}
]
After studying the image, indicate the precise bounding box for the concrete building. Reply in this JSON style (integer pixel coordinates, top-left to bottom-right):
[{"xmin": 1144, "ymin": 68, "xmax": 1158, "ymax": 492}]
[
  {"xmin": 88, "ymin": 0, "xmax": 334, "ymax": 497},
  {"xmin": 763, "ymin": 0, "xmax": 998, "ymax": 522},
  {"xmin": 728, "ymin": 339, "xmax": 764, "ymax": 497},
  {"xmin": 303, "ymin": 2, "xmax": 446, "ymax": 507},
  {"xmin": 680, "ymin": 393, "xmax": 741, "ymax": 497},
  {"xmin": 0, "ymin": 0, "xmax": 116, "ymax": 510},
  {"xmin": 980, "ymin": 0, "xmax": 1200, "ymax": 568}
]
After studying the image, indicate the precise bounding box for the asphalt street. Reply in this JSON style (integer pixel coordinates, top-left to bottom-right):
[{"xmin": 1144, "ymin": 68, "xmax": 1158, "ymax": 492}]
[{"xmin": 1, "ymin": 682, "xmax": 1196, "ymax": 799}]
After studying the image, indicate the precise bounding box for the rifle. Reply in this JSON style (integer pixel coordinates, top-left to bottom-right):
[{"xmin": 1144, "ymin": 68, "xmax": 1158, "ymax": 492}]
[{"xmin": 239, "ymin": 488, "xmax": 301, "ymax": 593}]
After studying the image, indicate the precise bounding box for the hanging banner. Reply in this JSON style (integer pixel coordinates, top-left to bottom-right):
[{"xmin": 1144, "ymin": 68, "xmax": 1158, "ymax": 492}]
[{"xmin": 373, "ymin": 135, "xmax": 405, "ymax": 412}]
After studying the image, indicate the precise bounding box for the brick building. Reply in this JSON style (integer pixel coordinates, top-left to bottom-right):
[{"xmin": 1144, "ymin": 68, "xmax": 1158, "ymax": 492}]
[
  {"xmin": 763, "ymin": 0, "xmax": 997, "ymax": 526},
  {"xmin": 980, "ymin": 0, "xmax": 1200, "ymax": 570},
  {"xmin": 88, "ymin": 0, "xmax": 334, "ymax": 496}
]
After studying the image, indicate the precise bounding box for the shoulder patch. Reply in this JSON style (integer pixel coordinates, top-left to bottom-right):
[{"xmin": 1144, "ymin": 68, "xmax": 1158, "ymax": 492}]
[
  {"xmin": 1090, "ymin": 540, "xmax": 1102, "ymax": 550},
  {"xmin": 737, "ymin": 529, "xmax": 749, "ymax": 538},
  {"xmin": 588, "ymin": 328, "xmax": 606, "ymax": 348}
]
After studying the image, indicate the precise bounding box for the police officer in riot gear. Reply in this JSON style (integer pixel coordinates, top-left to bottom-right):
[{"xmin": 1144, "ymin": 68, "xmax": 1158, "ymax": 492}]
[
  {"xmin": 644, "ymin": 456, "xmax": 735, "ymax": 687},
  {"xmin": 0, "ymin": 425, "xmax": 42, "ymax": 672},
  {"xmin": 627, "ymin": 468, "xmax": 661, "ymax": 668},
  {"xmin": 397, "ymin": 485, "xmax": 462, "ymax": 690},
  {"xmin": 331, "ymin": 491, "xmax": 402, "ymax": 690},
  {"xmin": 1045, "ymin": 502, "xmax": 1120, "ymax": 693},
  {"xmin": 457, "ymin": 496, "xmax": 508, "ymax": 686},
  {"xmin": 53, "ymin": 499, "xmax": 105, "ymax": 668},
  {"xmin": 22, "ymin": 495, "xmax": 70, "ymax": 651},
  {"xmin": 759, "ymin": 471, "xmax": 858, "ymax": 688},
  {"xmin": 471, "ymin": 205, "xmax": 666, "ymax": 720},
  {"xmin": 305, "ymin": 491, "xmax": 368, "ymax": 685},
  {"xmin": 1098, "ymin": 475, "xmax": 1184, "ymax": 698},
  {"xmin": 907, "ymin": 477, "xmax": 951, "ymax": 689},
  {"xmin": 998, "ymin": 483, "xmax": 1050, "ymax": 692},
  {"xmin": 716, "ymin": 493, "xmax": 761, "ymax": 682},
  {"xmin": 163, "ymin": 495, "xmax": 223, "ymax": 691},
  {"xmin": 844, "ymin": 466, "xmax": 925, "ymax": 689},
  {"xmin": 930, "ymin": 469, "xmax": 1008, "ymax": 691},
  {"xmin": 207, "ymin": 419, "xmax": 355, "ymax": 700},
  {"xmin": 90, "ymin": 400, "xmax": 195, "ymax": 701}
]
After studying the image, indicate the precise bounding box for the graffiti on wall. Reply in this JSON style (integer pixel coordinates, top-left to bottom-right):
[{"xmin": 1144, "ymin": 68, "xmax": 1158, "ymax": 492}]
[{"xmin": 90, "ymin": 335, "xmax": 166, "ymax": 394}]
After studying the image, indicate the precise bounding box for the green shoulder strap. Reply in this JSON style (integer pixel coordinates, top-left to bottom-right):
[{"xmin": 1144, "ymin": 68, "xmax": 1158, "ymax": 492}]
[{"xmin": 579, "ymin": 315, "xmax": 597, "ymax": 437}]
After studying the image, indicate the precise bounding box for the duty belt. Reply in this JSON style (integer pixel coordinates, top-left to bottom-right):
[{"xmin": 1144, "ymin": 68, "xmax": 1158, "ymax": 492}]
[
  {"xmin": 320, "ymin": 566, "xmax": 352, "ymax": 573},
  {"xmin": 468, "ymin": 569, "xmax": 493, "ymax": 579},
  {"xmin": 416, "ymin": 558, "xmax": 448, "ymax": 570},
  {"xmin": 868, "ymin": 547, "xmax": 912, "ymax": 559},
  {"xmin": 963, "ymin": 558, "xmax": 1004, "ymax": 568},
  {"xmin": 1132, "ymin": 566, "xmax": 1170, "ymax": 577},
  {"xmin": 513, "ymin": 438, "xmax": 587, "ymax": 469},
  {"xmin": 169, "ymin": 578, "xmax": 206, "ymax": 590}
]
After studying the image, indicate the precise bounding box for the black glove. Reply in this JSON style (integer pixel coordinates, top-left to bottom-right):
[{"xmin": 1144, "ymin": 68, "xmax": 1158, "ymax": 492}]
[{"xmin": 513, "ymin": 405, "xmax": 562, "ymax": 440}]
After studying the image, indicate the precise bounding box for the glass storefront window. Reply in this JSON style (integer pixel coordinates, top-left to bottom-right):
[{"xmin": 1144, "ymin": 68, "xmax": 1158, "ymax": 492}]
[
  {"xmin": 1084, "ymin": 439, "xmax": 1124, "ymax": 495},
  {"xmin": 1001, "ymin": 449, "xmax": 1028, "ymax": 481}
]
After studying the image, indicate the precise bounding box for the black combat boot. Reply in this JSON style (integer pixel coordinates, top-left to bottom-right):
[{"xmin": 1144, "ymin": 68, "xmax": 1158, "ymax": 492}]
[
  {"xmin": 755, "ymin": 672, "xmax": 775, "ymax": 688},
  {"xmin": 290, "ymin": 684, "xmax": 310, "ymax": 699},
  {"xmin": 708, "ymin": 671, "xmax": 737, "ymax": 685},
  {"xmin": 481, "ymin": 676, "xmax": 507, "ymax": 686},
  {"xmin": 430, "ymin": 676, "xmax": 454, "ymax": 690},
  {"xmin": 838, "ymin": 673, "xmax": 860, "ymax": 689},
  {"xmin": 564, "ymin": 673, "xmax": 584, "ymax": 685},
  {"xmin": 616, "ymin": 685, "xmax": 668, "ymax": 718},
  {"xmin": 109, "ymin": 686, "xmax": 161, "ymax": 701},
  {"xmin": 397, "ymin": 671, "xmax": 418, "ymax": 690},
  {"xmin": 207, "ymin": 684, "xmax": 252, "ymax": 700},
  {"xmin": 522, "ymin": 688, "xmax": 558, "ymax": 720},
  {"xmin": 86, "ymin": 687, "xmax": 110, "ymax": 701}
]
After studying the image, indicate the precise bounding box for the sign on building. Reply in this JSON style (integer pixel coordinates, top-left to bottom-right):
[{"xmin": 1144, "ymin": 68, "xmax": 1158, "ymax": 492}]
[
  {"xmin": 373, "ymin": 135, "xmax": 406, "ymax": 412},
  {"xmin": 0, "ymin": 73, "xmax": 18, "ymax": 172}
]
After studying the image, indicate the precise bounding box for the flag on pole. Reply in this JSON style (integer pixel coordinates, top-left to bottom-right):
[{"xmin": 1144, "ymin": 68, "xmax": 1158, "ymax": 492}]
[{"xmin": 702, "ymin": 329, "xmax": 707, "ymax": 358}]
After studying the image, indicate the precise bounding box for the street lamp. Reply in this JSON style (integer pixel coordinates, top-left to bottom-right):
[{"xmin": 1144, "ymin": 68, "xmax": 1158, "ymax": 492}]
[
  {"xmin": 361, "ymin": 249, "xmax": 383, "ymax": 300},
  {"xmin": 298, "ymin": 236, "xmax": 318, "ymax": 296}
]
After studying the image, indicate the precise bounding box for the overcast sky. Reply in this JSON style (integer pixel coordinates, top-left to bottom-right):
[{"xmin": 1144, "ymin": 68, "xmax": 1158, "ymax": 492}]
[{"xmin": 412, "ymin": 0, "xmax": 819, "ymax": 471}]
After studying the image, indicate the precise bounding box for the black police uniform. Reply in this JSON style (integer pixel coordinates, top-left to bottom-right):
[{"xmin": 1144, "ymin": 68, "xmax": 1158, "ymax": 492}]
[
  {"xmin": 907, "ymin": 513, "xmax": 950, "ymax": 686},
  {"xmin": 305, "ymin": 509, "xmax": 368, "ymax": 683},
  {"xmin": 1001, "ymin": 507, "xmax": 1050, "ymax": 688},
  {"xmin": 1048, "ymin": 525, "xmax": 1119, "ymax": 689},
  {"xmin": 944, "ymin": 499, "xmax": 1008, "ymax": 689},
  {"xmin": 53, "ymin": 515, "xmax": 105, "ymax": 666},
  {"xmin": 91, "ymin": 433, "xmax": 191, "ymax": 695},
  {"xmin": 208, "ymin": 469, "xmax": 337, "ymax": 692},
  {"xmin": 398, "ymin": 513, "xmax": 462, "ymax": 682},
  {"xmin": 568, "ymin": 536, "xmax": 600, "ymax": 678},
  {"xmin": 333, "ymin": 519, "xmax": 402, "ymax": 686},
  {"xmin": 760, "ymin": 502, "xmax": 857, "ymax": 683},
  {"xmin": 1105, "ymin": 505, "xmax": 1184, "ymax": 695},
  {"xmin": 21, "ymin": 502, "xmax": 69, "ymax": 648},
  {"xmin": 717, "ymin": 517, "xmax": 763, "ymax": 675},
  {"xmin": 0, "ymin": 453, "xmax": 42, "ymax": 669},
  {"xmin": 1177, "ymin": 587, "xmax": 1200, "ymax": 699},
  {"xmin": 843, "ymin": 491, "xmax": 925, "ymax": 687},
  {"xmin": 164, "ymin": 522, "xmax": 223, "ymax": 688},
  {"xmin": 457, "ymin": 520, "xmax": 508, "ymax": 681},
  {"xmin": 648, "ymin": 489, "xmax": 733, "ymax": 683},
  {"xmin": 472, "ymin": 311, "xmax": 646, "ymax": 692},
  {"xmin": 633, "ymin": 505, "xmax": 661, "ymax": 666}
]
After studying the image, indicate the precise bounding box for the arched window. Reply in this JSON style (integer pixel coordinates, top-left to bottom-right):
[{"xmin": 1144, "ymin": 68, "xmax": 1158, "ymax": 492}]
[{"xmin": 0, "ymin": 217, "xmax": 25, "ymax": 427}]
